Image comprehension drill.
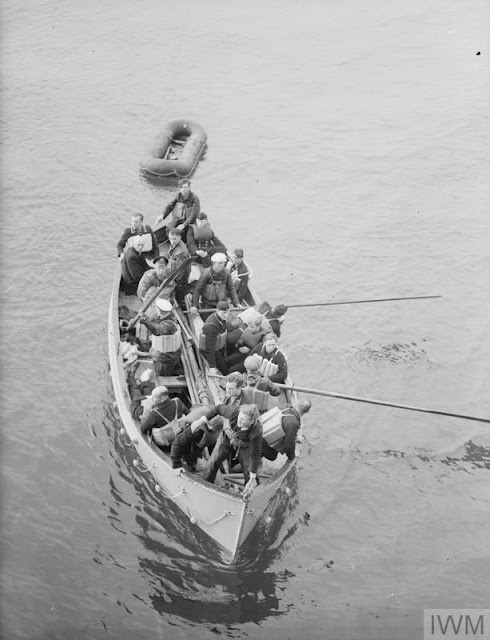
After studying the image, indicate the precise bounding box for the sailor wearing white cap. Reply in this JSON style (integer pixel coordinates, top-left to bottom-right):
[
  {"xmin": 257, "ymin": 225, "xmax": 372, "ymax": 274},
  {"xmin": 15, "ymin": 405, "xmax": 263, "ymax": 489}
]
[{"xmin": 190, "ymin": 252, "xmax": 240, "ymax": 318}]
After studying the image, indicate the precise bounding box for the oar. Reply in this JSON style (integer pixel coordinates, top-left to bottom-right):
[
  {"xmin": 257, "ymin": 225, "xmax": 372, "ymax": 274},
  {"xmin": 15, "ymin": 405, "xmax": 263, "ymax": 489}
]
[
  {"xmin": 127, "ymin": 257, "xmax": 193, "ymax": 330},
  {"xmin": 273, "ymin": 383, "xmax": 490, "ymax": 424},
  {"xmin": 284, "ymin": 295, "xmax": 442, "ymax": 309},
  {"xmin": 184, "ymin": 295, "xmax": 441, "ymax": 314}
]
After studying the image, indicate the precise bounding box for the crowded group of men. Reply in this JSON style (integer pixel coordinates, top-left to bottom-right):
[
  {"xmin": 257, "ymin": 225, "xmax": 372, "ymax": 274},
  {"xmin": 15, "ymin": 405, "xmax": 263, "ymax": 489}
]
[{"xmin": 117, "ymin": 179, "xmax": 311, "ymax": 500}]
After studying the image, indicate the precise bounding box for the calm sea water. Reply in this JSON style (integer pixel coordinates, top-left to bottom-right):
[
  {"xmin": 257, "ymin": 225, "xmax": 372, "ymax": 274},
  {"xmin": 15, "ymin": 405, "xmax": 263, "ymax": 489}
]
[{"xmin": 1, "ymin": 1, "xmax": 489, "ymax": 638}]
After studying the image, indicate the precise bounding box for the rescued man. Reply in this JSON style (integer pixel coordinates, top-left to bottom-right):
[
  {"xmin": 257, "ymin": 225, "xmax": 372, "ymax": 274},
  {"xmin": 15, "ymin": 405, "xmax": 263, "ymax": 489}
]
[{"xmin": 139, "ymin": 298, "xmax": 182, "ymax": 376}]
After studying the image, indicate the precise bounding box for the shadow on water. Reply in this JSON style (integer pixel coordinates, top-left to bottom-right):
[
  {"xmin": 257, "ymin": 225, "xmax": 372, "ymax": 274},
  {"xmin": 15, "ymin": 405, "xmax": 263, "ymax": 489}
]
[{"xmin": 101, "ymin": 399, "xmax": 304, "ymax": 626}]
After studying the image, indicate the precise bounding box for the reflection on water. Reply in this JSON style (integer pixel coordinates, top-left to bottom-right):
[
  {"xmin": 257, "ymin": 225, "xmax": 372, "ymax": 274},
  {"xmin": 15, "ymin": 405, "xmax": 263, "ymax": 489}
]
[
  {"xmin": 101, "ymin": 402, "xmax": 303, "ymax": 624},
  {"xmin": 354, "ymin": 441, "xmax": 490, "ymax": 472}
]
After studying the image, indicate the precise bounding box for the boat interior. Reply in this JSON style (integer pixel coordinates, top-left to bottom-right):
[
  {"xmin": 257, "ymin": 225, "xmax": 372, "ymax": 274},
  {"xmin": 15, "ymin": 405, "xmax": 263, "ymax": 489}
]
[{"xmin": 116, "ymin": 245, "xmax": 295, "ymax": 496}]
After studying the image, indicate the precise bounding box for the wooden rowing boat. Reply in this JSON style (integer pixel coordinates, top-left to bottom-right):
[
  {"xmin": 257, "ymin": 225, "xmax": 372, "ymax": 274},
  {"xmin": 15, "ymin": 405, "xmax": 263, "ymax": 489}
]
[{"xmin": 108, "ymin": 255, "xmax": 302, "ymax": 561}]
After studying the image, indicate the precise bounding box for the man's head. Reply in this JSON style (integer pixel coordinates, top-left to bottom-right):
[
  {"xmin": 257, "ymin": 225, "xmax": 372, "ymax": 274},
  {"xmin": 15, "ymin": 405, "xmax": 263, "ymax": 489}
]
[
  {"xmin": 154, "ymin": 254, "xmax": 168, "ymax": 276},
  {"xmin": 237, "ymin": 404, "xmax": 260, "ymax": 430},
  {"xmin": 244, "ymin": 355, "xmax": 262, "ymax": 383},
  {"xmin": 296, "ymin": 397, "xmax": 312, "ymax": 417},
  {"xmin": 231, "ymin": 248, "xmax": 244, "ymax": 266},
  {"xmin": 273, "ymin": 304, "xmax": 288, "ymax": 319},
  {"xmin": 168, "ymin": 228, "xmax": 181, "ymax": 246},
  {"xmin": 131, "ymin": 213, "xmax": 144, "ymax": 231},
  {"xmin": 225, "ymin": 372, "xmax": 245, "ymax": 399},
  {"xmin": 211, "ymin": 252, "xmax": 227, "ymax": 272},
  {"xmin": 216, "ymin": 300, "xmax": 230, "ymax": 320},
  {"xmin": 179, "ymin": 179, "xmax": 191, "ymax": 199},
  {"xmin": 196, "ymin": 212, "xmax": 208, "ymax": 228},
  {"xmin": 151, "ymin": 385, "xmax": 169, "ymax": 404},
  {"xmin": 155, "ymin": 298, "xmax": 173, "ymax": 317},
  {"xmin": 263, "ymin": 333, "xmax": 278, "ymax": 354},
  {"xmin": 134, "ymin": 236, "xmax": 145, "ymax": 253}
]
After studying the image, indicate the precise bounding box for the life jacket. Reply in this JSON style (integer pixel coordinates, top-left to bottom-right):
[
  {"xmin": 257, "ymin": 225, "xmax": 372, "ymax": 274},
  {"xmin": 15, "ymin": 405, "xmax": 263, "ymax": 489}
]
[
  {"xmin": 257, "ymin": 352, "xmax": 280, "ymax": 378},
  {"xmin": 126, "ymin": 231, "xmax": 153, "ymax": 253},
  {"xmin": 150, "ymin": 399, "xmax": 183, "ymax": 447},
  {"xmin": 191, "ymin": 223, "xmax": 213, "ymax": 250},
  {"xmin": 198, "ymin": 314, "xmax": 227, "ymax": 351},
  {"xmin": 261, "ymin": 407, "xmax": 298, "ymax": 453},
  {"xmin": 151, "ymin": 324, "xmax": 182, "ymax": 353},
  {"xmin": 241, "ymin": 386, "xmax": 271, "ymax": 413},
  {"xmin": 202, "ymin": 269, "xmax": 227, "ymax": 302}
]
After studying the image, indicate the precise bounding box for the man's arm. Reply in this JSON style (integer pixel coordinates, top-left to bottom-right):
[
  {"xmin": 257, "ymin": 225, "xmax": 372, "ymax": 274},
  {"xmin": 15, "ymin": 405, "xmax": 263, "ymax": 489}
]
[
  {"xmin": 184, "ymin": 194, "xmax": 200, "ymax": 227},
  {"xmin": 192, "ymin": 270, "xmax": 210, "ymax": 307},
  {"xmin": 281, "ymin": 414, "xmax": 300, "ymax": 459},
  {"xmin": 268, "ymin": 351, "xmax": 288, "ymax": 383},
  {"xmin": 163, "ymin": 197, "xmax": 178, "ymax": 219},
  {"xmin": 117, "ymin": 228, "xmax": 131, "ymax": 256},
  {"xmin": 225, "ymin": 272, "xmax": 240, "ymax": 307}
]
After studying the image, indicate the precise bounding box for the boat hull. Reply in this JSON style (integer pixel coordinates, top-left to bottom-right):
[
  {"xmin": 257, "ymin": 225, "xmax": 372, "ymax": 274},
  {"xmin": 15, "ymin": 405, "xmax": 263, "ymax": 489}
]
[{"xmin": 108, "ymin": 263, "xmax": 296, "ymax": 560}]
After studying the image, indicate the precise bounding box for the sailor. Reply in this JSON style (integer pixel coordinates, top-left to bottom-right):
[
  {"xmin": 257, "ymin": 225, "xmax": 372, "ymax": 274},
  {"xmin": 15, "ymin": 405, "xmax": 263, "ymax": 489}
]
[
  {"xmin": 199, "ymin": 301, "xmax": 230, "ymax": 376},
  {"xmin": 261, "ymin": 398, "xmax": 312, "ymax": 461},
  {"xmin": 167, "ymin": 227, "xmax": 191, "ymax": 308},
  {"xmin": 137, "ymin": 254, "xmax": 176, "ymax": 304},
  {"xmin": 117, "ymin": 213, "xmax": 159, "ymax": 260},
  {"xmin": 154, "ymin": 179, "xmax": 200, "ymax": 243},
  {"xmin": 249, "ymin": 332, "xmax": 288, "ymax": 384},
  {"xmin": 241, "ymin": 355, "xmax": 281, "ymax": 413},
  {"xmin": 191, "ymin": 252, "xmax": 239, "ymax": 316},
  {"xmin": 139, "ymin": 386, "xmax": 189, "ymax": 443},
  {"xmin": 187, "ymin": 212, "xmax": 227, "ymax": 267},
  {"xmin": 192, "ymin": 403, "xmax": 263, "ymax": 499},
  {"xmin": 120, "ymin": 236, "xmax": 152, "ymax": 296},
  {"xmin": 170, "ymin": 419, "xmax": 216, "ymax": 471},
  {"xmin": 139, "ymin": 298, "xmax": 182, "ymax": 376},
  {"xmin": 264, "ymin": 304, "xmax": 288, "ymax": 338},
  {"xmin": 226, "ymin": 248, "xmax": 250, "ymax": 302}
]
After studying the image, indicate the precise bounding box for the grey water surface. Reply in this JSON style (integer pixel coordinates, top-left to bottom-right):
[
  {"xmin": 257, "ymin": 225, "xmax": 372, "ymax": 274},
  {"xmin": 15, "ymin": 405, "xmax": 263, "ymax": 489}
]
[{"xmin": 1, "ymin": 1, "xmax": 489, "ymax": 639}]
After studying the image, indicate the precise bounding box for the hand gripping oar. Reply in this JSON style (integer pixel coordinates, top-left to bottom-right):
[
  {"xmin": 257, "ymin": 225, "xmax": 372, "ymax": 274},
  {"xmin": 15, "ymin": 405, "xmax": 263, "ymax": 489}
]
[
  {"xmin": 127, "ymin": 257, "xmax": 193, "ymax": 330},
  {"xmin": 273, "ymin": 383, "xmax": 490, "ymax": 424}
]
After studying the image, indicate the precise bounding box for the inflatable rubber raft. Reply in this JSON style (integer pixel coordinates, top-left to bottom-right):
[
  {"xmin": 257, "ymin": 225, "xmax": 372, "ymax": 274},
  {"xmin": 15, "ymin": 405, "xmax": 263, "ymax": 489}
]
[{"xmin": 139, "ymin": 119, "xmax": 207, "ymax": 177}]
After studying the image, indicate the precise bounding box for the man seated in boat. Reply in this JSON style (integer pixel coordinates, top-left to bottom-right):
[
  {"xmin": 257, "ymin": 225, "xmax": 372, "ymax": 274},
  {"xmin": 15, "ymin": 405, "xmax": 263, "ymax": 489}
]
[
  {"xmin": 261, "ymin": 397, "xmax": 312, "ymax": 461},
  {"xmin": 190, "ymin": 252, "xmax": 240, "ymax": 318},
  {"xmin": 228, "ymin": 332, "xmax": 288, "ymax": 383},
  {"xmin": 187, "ymin": 212, "xmax": 227, "ymax": 268},
  {"xmin": 241, "ymin": 355, "xmax": 281, "ymax": 413},
  {"xmin": 167, "ymin": 228, "xmax": 191, "ymax": 309},
  {"xmin": 154, "ymin": 179, "xmax": 200, "ymax": 244},
  {"xmin": 137, "ymin": 386, "xmax": 189, "ymax": 446},
  {"xmin": 226, "ymin": 248, "xmax": 250, "ymax": 303},
  {"xmin": 225, "ymin": 309, "xmax": 270, "ymax": 368},
  {"xmin": 138, "ymin": 298, "xmax": 182, "ymax": 376},
  {"xmin": 191, "ymin": 404, "xmax": 263, "ymax": 499},
  {"xmin": 137, "ymin": 255, "xmax": 176, "ymax": 305},
  {"xmin": 117, "ymin": 213, "xmax": 159, "ymax": 261},
  {"xmin": 262, "ymin": 303, "xmax": 288, "ymax": 339},
  {"xmin": 120, "ymin": 236, "xmax": 152, "ymax": 296},
  {"xmin": 199, "ymin": 301, "xmax": 230, "ymax": 375}
]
